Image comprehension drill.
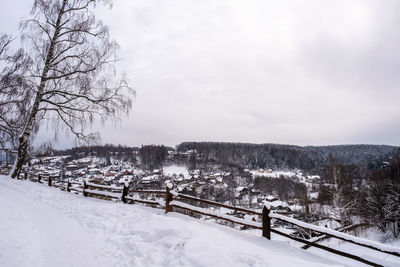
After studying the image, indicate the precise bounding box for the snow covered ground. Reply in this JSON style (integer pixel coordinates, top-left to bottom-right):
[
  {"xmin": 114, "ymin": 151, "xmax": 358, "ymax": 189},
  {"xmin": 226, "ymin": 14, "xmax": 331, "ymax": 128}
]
[
  {"xmin": 163, "ymin": 165, "xmax": 190, "ymax": 179},
  {"xmin": 250, "ymin": 170, "xmax": 299, "ymax": 178},
  {"xmin": 0, "ymin": 175, "xmax": 348, "ymax": 267},
  {"xmin": 0, "ymin": 176, "xmax": 340, "ymax": 267}
]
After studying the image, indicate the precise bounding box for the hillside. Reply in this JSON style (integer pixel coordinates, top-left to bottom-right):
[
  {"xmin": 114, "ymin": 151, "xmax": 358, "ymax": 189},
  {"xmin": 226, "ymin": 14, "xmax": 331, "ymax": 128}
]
[
  {"xmin": 176, "ymin": 142, "xmax": 398, "ymax": 170},
  {"xmin": 0, "ymin": 176, "xmax": 344, "ymax": 267}
]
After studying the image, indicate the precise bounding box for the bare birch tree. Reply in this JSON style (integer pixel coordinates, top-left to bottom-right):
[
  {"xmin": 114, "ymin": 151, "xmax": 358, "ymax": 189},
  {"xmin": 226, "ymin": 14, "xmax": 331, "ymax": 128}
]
[
  {"xmin": 4, "ymin": 0, "xmax": 134, "ymax": 178},
  {"xmin": 0, "ymin": 34, "xmax": 32, "ymax": 150}
]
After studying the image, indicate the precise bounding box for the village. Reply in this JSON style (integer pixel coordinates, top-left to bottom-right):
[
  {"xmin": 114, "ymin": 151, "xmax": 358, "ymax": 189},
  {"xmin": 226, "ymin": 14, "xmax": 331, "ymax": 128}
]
[{"xmin": 1, "ymin": 148, "xmax": 330, "ymax": 221}]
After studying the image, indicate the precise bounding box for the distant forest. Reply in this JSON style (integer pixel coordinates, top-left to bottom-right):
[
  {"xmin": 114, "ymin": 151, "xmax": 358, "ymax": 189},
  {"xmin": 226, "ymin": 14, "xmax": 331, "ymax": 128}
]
[
  {"xmin": 176, "ymin": 142, "xmax": 398, "ymax": 172},
  {"xmin": 43, "ymin": 142, "xmax": 399, "ymax": 173}
]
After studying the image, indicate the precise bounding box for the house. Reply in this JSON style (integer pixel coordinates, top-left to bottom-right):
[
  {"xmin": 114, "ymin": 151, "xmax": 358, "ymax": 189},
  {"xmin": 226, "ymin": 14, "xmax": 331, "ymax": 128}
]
[
  {"xmin": 122, "ymin": 169, "xmax": 134, "ymax": 175},
  {"xmin": 88, "ymin": 168, "xmax": 102, "ymax": 175},
  {"xmin": 108, "ymin": 165, "xmax": 119, "ymax": 172},
  {"xmin": 118, "ymin": 175, "xmax": 134, "ymax": 186},
  {"xmin": 141, "ymin": 175, "xmax": 159, "ymax": 185},
  {"xmin": 262, "ymin": 198, "xmax": 291, "ymax": 212},
  {"xmin": 72, "ymin": 169, "xmax": 86, "ymax": 177},
  {"xmin": 234, "ymin": 186, "xmax": 248, "ymax": 198},
  {"xmin": 153, "ymin": 169, "xmax": 162, "ymax": 174},
  {"xmin": 265, "ymin": 195, "xmax": 279, "ymax": 202},
  {"xmin": 106, "ymin": 170, "xmax": 117, "ymax": 177},
  {"xmin": 48, "ymin": 169, "xmax": 61, "ymax": 178},
  {"xmin": 87, "ymin": 164, "xmax": 97, "ymax": 169},
  {"xmin": 66, "ymin": 164, "xmax": 79, "ymax": 171}
]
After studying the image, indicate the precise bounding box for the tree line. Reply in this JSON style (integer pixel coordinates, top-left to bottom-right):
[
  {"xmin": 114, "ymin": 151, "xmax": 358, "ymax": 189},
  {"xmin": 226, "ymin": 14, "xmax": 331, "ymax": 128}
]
[{"xmin": 177, "ymin": 142, "xmax": 397, "ymax": 172}]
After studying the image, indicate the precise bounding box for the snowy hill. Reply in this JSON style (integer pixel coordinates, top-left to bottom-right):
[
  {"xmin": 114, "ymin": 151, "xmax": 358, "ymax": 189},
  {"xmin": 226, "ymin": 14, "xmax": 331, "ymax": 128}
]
[{"xmin": 0, "ymin": 176, "xmax": 345, "ymax": 267}]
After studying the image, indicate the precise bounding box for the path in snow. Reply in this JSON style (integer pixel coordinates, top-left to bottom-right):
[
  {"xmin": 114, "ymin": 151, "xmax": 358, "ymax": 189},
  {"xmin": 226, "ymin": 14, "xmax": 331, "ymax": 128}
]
[{"xmin": 0, "ymin": 176, "xmax": 344, "ymax": 267}]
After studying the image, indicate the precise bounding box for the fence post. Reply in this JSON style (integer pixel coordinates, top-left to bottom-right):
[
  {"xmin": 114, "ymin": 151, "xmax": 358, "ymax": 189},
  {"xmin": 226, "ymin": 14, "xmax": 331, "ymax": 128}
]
[
  {"xmin": 67, "ymin": 180, "xmax": 71, "ymax": 192},
  {"xmin": 121, "ymin": 184, "xmax": 128, "ymax": 203},
  {"xmin": 38, "ymin": 174, "xmax": 41, "ymax": 183},
  {"xmin": 24, "ymin": 172, "xmax": 27, "ymax": 180},
  {"xmin": 262, "ymin": 205, "xmax": 271, "ymax": 240},
  {"xmin": 83, "ymin": 180, "xmax": 87, "ymax": 197},
  {"xmin": 48, "ymin": 177, "xmax": 52, "ymax": 187},
  {"xmin": 165, "ymin": 184, "xmax": 173, "ymax": 213}
]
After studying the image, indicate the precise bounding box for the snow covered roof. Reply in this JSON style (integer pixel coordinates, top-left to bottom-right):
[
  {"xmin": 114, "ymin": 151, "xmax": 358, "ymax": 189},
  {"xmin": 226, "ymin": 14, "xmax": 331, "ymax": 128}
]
[
  {"xmin": 307, "ymin": 175, "xmax": 320, "ymax": 180},
  {"xmin": 265, "ymin": 195, "xmax": 279, "ymax": 202},
  {"xmin": 263, "ymin": 200, "xmax": 289, "ymax": 209},
  {"xmin": 235, "ymin": 186, "xmax": 247, "ymax": 192},
  {"xmin": 141, "ymin": 175, "xmax": 159, "ymax": 182},
  {"xmin": 309, "ymin": 192, "xmax": 319, "ymax": 200},
  {"xmin": 118, "ymin": 177, "xmax": 132, "ymax": 183}
]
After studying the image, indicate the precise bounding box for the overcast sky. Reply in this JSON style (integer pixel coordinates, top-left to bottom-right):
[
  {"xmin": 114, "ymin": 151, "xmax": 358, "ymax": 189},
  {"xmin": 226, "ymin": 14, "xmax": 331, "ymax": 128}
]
[{"xmin": 1, "ymin": 0, "xmax": 400, "ymax": 148}]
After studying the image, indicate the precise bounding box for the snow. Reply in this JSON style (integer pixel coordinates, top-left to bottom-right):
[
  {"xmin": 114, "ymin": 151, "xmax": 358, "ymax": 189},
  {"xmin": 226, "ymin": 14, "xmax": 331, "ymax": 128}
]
[
  {"xmin": 249, "ymin": 169, "xmax": 320, "ymax": 183},
  {"xmin": 85, "ymin": 189, "xmax": 122, "ymax": 199},
  {"xmin": 165, "ymin": 181, "xmax": 174, "ymax": 189},
  {"xmin": 30, "ymin": 159, "xmax": 41, "ymax": 164},
  {"xmin": 0, "ymin": 179, "xmax": 112, "ymax": 266},
  {"xmin": 86, "ymin": 182, "xmax": 123, "ymax": 191},
  {"xmin": 270, "ymin": 212, "xmax": 400, "ymax": 255},
  {"xmin": 309, "ymin": 191, "xmax": 319, "ymax": 199},
  {"xmin": 163, "ymin": 165, "xmax": 189, "ymax": 179},
  {"xmin": 125, "ymin": 196, "xmax": 165, "ymax": 207},
  {"xmin": 309, "ymin": 231, "xmax": 400, "ymax": 267},
  {"xmin": 263, "ymin": 200, "xmax": 289, "ymax": 209},
  {"xmin": 235, "ymin": 186, "xmax": 246, "ymax": 192},
  {"xmin": 0, "ymin": 176, "xmax": 346, "ymax": 267},
  {"xmin": 118, "ymin": 175, "xmax": 134, "ymax": 184},
  {"xmin": 170, "ymin": 200, "xmax": 262, "ymax": 228},
  {"xmin": 251, "ymin": 170, "xmax": 299, "ymax": 178},
  {"xmin": 88, "ymin": 168, "xmax": 101, "ymax": 173}
]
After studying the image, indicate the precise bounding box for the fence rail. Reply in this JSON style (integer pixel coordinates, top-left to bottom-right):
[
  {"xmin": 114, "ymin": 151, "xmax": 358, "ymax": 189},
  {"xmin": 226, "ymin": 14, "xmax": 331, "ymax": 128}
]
[
  {"xmin": 170, "ymin": 200, "xmax": 262, "ymax": 229},
  {"xmin": 125, "ymin": 196, "xmax": 164, "ymax": 206},
  {"xmin": 301, "ymin": 223, "xmax": 369, "ymax": 250},
  {"xmin": 86, "ymin": 182, "xmax": 123, "ymax": 191},
  {"xmin": 270, "ymin": 212, "xmax": 400, "ymax": 257},
  {"xmin": 130, "ymin": 189, "xmax": 166, "ymax": 195},
  {"xmin": 15, "ymin": 174, "xmax": 400, "ymax": 267},
  {"xmin": 171, "ymin": 191, "xmax": 262, "ymax": 216},
  {"xmin": 269, "ymin": 228, "xmax": 381, "ymax": 267}
]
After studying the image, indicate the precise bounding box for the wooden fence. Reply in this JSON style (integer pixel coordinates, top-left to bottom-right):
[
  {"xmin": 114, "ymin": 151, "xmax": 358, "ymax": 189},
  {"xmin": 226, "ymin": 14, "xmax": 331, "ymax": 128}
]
[{"xmin": 18, "ymin": 174, "xmax": 400, "ymax": 267}]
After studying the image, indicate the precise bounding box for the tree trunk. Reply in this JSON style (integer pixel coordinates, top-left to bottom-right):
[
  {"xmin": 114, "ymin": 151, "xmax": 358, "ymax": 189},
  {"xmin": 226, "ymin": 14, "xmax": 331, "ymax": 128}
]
[{"xmin": 11, "ymin": 0, "xmax": 67, "ymax": 178}]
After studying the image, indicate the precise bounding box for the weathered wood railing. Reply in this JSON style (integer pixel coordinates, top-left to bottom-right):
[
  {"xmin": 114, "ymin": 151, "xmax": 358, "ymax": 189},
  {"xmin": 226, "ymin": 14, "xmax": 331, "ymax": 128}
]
[
  {"xmin": 270, "ymin": 212, "xmax": 400, "ymax": 257},
  {"xmin": 301, "ymin": 222, "xmax": 370, "ymax": 250},
  {"xmin": 126, "ymin": 189, "xmax": 166, "ymax": 206},
  {"xmin": 20, "ymin": 175, "xmax": 400, "ymax": 267},
  {"xmin": 167, "ymin": 190, "xmax": 263, "ymax": 229},
  {"xmin": 164, "ymin": 187, "xmax": 400, "ymax": 267},
  {"xmin": 83, "ymin": 181, "xmax": 125, "ymax": 201}
]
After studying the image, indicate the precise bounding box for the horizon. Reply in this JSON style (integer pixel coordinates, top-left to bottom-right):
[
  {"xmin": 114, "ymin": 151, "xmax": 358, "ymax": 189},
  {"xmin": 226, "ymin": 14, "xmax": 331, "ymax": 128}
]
[{"xmin": 49, "ymin": 140, "xmax": 399, "ymax": 151}]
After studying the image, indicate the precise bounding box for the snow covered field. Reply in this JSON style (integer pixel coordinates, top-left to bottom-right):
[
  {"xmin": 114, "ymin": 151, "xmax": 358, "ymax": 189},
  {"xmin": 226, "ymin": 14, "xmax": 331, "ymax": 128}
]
[{"xmin": 0, "ymin": 176, "xmax": 347, "ymax": 267}]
